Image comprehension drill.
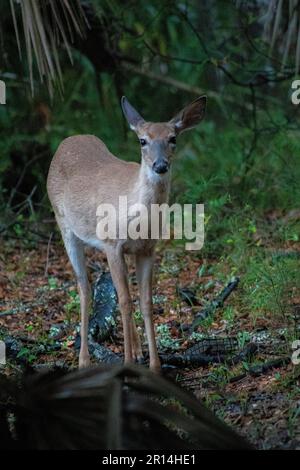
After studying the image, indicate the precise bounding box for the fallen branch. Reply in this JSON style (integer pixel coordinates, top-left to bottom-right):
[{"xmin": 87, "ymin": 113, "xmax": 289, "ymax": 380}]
[
  {"xmin": 229, "ymin": 356, "xmax": 291, "ymax": 383},
  {"xmin": 89, "ymin": 272, "xmax": 118, "ymax": 342},
  {"xmin": 177, "ymin": 286, "xmax": 199, "ymax": 306},
  {"xmin": 0, "ymin": 300, "xmax": 46, "ymax": 317},
  {"xmin": 160, "ymin": 341, "xmax": 257, "ymax": 369},
  {"xmin": 249, "ymin": 356, "xmax": 291, "ymax": 377},
  {"xmin": 191, "ymin": 277, "xmax": 240, "ymax": 330},
  {"xmin": 120, "ymin": 62, "xmax": 253, "ymax": 110}
]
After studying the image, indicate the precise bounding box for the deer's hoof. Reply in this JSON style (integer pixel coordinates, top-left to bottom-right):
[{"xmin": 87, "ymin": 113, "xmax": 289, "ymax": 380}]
[
  {"xmin": 79, "ymin": 354, "xmax": 90, "ymax": 369},
  {"xmin": 132, "ymin": 348, "xmax": 144, "ymax": 363},
  {"xmin": 150, "ymin": 362, "xmax": 161, "ymax": 374}
]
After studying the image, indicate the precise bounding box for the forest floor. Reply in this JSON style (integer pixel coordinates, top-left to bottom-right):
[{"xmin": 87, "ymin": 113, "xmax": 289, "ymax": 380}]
[{"xmin": 0, "ymin": 227, "xmax": 300, "ymax": 450}]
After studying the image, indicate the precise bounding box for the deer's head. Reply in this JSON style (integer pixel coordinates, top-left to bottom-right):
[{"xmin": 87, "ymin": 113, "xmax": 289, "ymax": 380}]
[{"xmin": 121, "ymin": 95, "xmax": 207, "ymax": 176}]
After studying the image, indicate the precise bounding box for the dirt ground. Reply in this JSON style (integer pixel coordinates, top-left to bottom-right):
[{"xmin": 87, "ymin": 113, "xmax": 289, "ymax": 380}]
[{"xmin": 0, "ymin": 233, "xmax": 299, "ymax": 450}]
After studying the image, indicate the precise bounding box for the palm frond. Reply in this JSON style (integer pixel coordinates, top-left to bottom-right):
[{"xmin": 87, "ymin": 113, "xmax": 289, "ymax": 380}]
[
  {"xmin": 10, "ymin": 0, "xmax": 87, "ymax": 97},
  {"xmin": 262, "ymin": 0, "xmax": 300, "ymax": 74},
  {"xmin": 0, "ymin": 365, "xmax": 251, "ymax": 450}
]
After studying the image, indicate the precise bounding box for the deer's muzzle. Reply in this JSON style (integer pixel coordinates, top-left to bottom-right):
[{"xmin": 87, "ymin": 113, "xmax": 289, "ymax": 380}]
[{"xmin": 152, "ymin": 159, "xmax": 169, "ymax": 174}]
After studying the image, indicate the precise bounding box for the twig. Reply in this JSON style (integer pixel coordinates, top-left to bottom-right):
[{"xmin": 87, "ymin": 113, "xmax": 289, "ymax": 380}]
[
  {"xmin": 120, "ymin": 61, "xmax": 253, "ymax": 111},
  {"xmin": 120, "ymin": 61, "xmax": 210, "ymax": 96},
  {"xmin": 44, "ymin": 232, "xmax": 54, "ymax": 277},
  {"xmin": 0, "ymin": 300, "xmax": 45, "ymax": 317},
  {"xmin": 7, "ymin": 150, "xmax": 48, "ymax": 208},
  {"xmin": 0, "ymin": 186, "xmax": 37, "ymax": 235}
]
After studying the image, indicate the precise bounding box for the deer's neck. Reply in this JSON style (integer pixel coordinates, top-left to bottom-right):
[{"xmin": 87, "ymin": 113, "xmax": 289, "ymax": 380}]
[{"xmin": 132, "ymin": 160, "xmax": 171, "ymax": 206}]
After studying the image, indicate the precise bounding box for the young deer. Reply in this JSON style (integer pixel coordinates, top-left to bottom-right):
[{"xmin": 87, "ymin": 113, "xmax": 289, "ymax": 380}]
[{"xmin": 47, "ymin": 95, "xmax": 206, "ymax": 372}]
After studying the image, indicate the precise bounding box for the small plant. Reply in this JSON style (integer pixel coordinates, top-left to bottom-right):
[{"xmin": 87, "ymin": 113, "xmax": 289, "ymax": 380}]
[
  {"xmin": 242, "ymin": 256, "xmax": 300, "ymax": 318},
  {"xmin": 48, "ymin": 277, "xmax": 59, "ymax": 290},
  {"xmin": 65, "ymin": 289, "xmax": 80, "ymax": 322},
  {"xmin": 274, "ymin": 372, "xmax": 281, "ymax": 381},
  {"xmin": 200, "ymin": 314, "xmax": 214, "ymax": 330},
  {"xmin": 25, "ymin": 324, "xmax": 34, "ymax": 333},
  {"xmin": 204, "ymin": 393, "xmax": 223, "ymax": 408},
  {"xmin": 104, "ymin": 315, "xmax": 116, "ymax": 329},
  {"xmin": 49, "ymin": 325, "xmax": 61, "ymax": 338},
  {"xmin": 16, "ymin": 347, "xmax": 36, "ymax": 363},
  {"xmin": 223, "ymin": 306, "xmax": 235, "ymax": 325},
  {"xmin": 156, "ymin": 323, "xmax": 180, "ymax": 351},
  {"xmin": 209, "ymin": 364, "xmax": 230, "ymax": 387},
  {"xmin": 134, "ymin": 309, "xmax": 143, "ymax": 325},
  {"xmin": 152, "ymin": 294, "xmax": 167, "ymax": 304},
  {"xmin": 197, "ymin": 264, "xmax": 207, "ymax": 277},
  {"xmin": 189, "ymin": 331, "xmax": 205, "ymax": 342},
  {"xmin": 14, "ymin": 270, "xmax": 26, "ymax": 285},
  {"xmin": 12, "ymin": 215, "xmax": 25, "ymax": 237},
  {"xmin": 201, "ymin": 280, "xmax": 215, "ymax": 292},
  {"xmin": 237, "ymin": 331, "xmax": 251, "ymax": 349},
  {"xmin": 288, "ymin": 405, "xmax": 300, "ymax": 438}
]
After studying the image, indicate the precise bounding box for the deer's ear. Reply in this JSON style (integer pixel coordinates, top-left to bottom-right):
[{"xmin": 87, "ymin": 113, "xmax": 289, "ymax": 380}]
[
  {"xmin": 121, "ymin": 96, "xmax": 145, "ymax": 131},
  {"xmin": 169, "ymin": 96, "xmax": 206, "ymax": 134}
]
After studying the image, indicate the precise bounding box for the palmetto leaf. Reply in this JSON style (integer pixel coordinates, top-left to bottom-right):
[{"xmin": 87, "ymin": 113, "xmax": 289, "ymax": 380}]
[
  {"xmin": 9, "ymin": 0, "xmax": 87, "ymax": 97},
  {"xmin": 0, "ymin": 365, "xmax": 251, "ymax": 450},
  {"xmin": 262, "ymin": 0, "xmax": 300, "ymax": 74},
  {"xmin": 236, "ymin": 0, "xmax": 300, "ymax": 74}
]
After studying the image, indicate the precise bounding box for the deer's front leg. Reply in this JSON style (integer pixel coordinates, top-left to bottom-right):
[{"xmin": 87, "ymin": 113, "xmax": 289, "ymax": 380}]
[
  {"xmin": 136, "ymin": 253, "xmax": 161, "ymax": 373},
  {"xmin": 106, "ymin": 249, "xmax": 133, "ymax": 364}
]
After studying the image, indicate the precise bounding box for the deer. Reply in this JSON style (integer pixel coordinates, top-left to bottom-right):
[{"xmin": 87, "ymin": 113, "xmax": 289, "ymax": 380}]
[{"xmin": 47, "ymin": 95, "xmax": 206, "ymax": 372}]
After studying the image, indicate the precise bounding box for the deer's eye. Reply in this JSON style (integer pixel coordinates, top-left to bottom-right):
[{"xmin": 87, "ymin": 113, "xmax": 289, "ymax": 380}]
[
  {"xmin": 140, "ymin": 139, "xmax": 147, "ymax": 147},
  {"xmin": 169, "ymin": 136, "xmax": 176, "ymax": 145}
]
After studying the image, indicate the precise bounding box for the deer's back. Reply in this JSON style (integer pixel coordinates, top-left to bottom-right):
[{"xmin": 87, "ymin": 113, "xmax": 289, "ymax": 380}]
[
  {"xmin": 47, "ymin": 135, "xmax": 139, "ymax": 242},
  {"xmin": 48, "ymin": 134, "xmax": 127, "ymax": 179}
]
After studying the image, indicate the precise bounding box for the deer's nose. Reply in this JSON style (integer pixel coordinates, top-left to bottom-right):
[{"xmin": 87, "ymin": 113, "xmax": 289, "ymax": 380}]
[{"xmin": 152, "ymin": 159, "xmax": 169, "ymax": 174}]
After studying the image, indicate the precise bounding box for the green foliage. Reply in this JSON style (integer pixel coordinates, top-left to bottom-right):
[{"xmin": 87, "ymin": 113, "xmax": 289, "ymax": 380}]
[
  {"xmin": 223, "ymin": 306, "xmax": 235, "ymax": 326},
  {"xmin": 16, "ymin": 347, "xmax": 37, "ymax": 363},
  {"xmin": 156, "ymin": 323, "xmax": 180, "ymax": 351},
  {"xmin": 48, "ymin": 276, "xmax": 59, "ymax": 290},
  {"xmin": 0, "ymin": 0, "xmax": 299, "ymax": 326},
  {"xmin": 242, "ymin": 255, "xmax": 300, "ymax": 319},
  {"xmin": 1, "ymin": 1, "xmax": 299, "ymax": 224},
  {"xmin": 237, "ymin": 331, "xmax": 251, "ymax": 349},
  {"xmin": 134, "ymin": 309, "xmax": 143, "ymax": 326},
  {"xmin": 65, "ymin": 289, "xmax": 81, "ymax": 322}
]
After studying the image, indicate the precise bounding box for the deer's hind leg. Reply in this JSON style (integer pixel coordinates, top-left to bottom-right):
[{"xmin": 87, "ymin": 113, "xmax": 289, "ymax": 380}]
[
  {"xmin": 56, "ymin": 217, "xmax": 91, "ymax": 368},
  {"xmin": 106, "ymin": 248, "xmax": 140, "ymax": 364}
]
